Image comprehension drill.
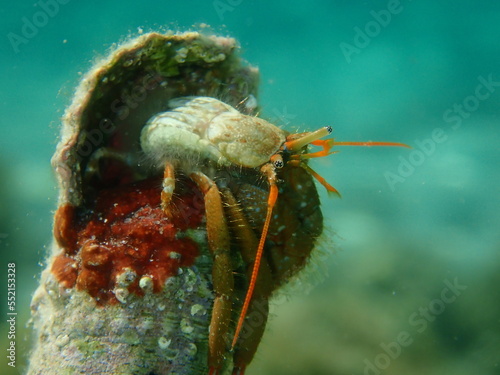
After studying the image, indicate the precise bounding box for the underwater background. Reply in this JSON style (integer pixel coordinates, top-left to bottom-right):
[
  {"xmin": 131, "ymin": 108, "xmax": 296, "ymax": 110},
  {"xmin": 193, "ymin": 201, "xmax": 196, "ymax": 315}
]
[{"xmin": 0, "ymin": 1, "xmax": 499, "ymax": 374}]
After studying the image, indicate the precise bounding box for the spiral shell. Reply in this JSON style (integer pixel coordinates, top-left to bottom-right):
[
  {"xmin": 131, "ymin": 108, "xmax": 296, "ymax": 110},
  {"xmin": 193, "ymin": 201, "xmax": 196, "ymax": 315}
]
[{"xmin": 29, "ymin": 31, "xmax": 259, "ymax": 375}]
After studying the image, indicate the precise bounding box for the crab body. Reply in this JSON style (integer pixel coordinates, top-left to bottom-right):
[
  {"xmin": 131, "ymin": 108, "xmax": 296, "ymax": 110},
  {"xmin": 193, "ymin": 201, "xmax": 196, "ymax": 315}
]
[{"xmin": 141, "ymin": 96, "xmax": 286, "ymax": 170}]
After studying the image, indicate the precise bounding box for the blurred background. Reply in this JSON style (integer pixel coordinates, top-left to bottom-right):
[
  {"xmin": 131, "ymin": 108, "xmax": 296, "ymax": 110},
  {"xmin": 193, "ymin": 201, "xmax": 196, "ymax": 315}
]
[{"xmin": 0, "ymin": 1, "xmax": 499, "ymax": 374}]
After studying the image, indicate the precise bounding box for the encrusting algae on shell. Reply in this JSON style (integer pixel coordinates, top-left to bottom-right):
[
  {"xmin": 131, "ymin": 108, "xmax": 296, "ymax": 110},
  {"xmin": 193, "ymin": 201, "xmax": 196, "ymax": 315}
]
[{"xmin": 28, "ymin": 31, "xmax": 260, "ymax": 375}]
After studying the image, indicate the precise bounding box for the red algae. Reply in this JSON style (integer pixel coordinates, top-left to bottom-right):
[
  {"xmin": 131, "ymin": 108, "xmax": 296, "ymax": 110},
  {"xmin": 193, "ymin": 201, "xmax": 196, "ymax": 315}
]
[
  {"xmin": 53, "ymin": 204, "xmax": 80, "ymax": 255},
  {"xmin": 51, "ymin": 177, "xmax": 205, "ymax": 304},
  {"xmin": 51, "ymin": 254, "xmax": 78, "ymax": 288}
]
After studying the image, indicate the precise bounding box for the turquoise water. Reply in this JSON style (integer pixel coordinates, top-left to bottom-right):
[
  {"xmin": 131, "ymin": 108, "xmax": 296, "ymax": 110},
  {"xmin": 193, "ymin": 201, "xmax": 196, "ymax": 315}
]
[{"xmin": 1, "ymin": 1, "xmax": 499, "ymax": 374}]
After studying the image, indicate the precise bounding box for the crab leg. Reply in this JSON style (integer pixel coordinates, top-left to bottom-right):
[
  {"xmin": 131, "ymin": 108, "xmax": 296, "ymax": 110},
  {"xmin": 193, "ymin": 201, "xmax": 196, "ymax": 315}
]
[
  {"xmin": 221, "ymin": 189, "xmax": 274, "ymax": 375},
  {"xmin": 190, "ymin": 172, "xmax": 234, "ymax": 373},
  {"xmin": 231, "ymin": 163, "xmax": 278, "ymax": 351},
  {"xmin": 288, "ymin": 160, "xmax": 341, "ymax": 197},
  {"xmin": 160, "ymin": 162, "xmax": 176, "ymax": 217}
]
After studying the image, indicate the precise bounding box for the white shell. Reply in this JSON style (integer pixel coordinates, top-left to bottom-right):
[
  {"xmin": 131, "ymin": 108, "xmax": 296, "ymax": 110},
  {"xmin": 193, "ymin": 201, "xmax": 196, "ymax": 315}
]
[{"xmin": 140, "ymin": 97, "xmax": 286, "ymax": 169}]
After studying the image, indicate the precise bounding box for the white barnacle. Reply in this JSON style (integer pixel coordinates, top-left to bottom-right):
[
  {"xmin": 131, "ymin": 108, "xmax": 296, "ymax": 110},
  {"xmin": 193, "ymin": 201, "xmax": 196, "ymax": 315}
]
[
  {"xmin": 190, "ymin": 304, "xmax": 206, "ymax": 316},
  {"xmin": 175, "ymin": 288, "xmax": 185, "ymax": 300},
  {"xmin": 158, "ymin": 336, "xmax": 171, "ymax": 350},
  {"xmin": 115, "ymin": 267, "xmax": 137, "ymax": 287},
  {"xmin": 139, "ymin": 316, "xmax": 155, "ymax": 331},
  {"xmin": 180, "ymin": 318, "xmax": 194, "ymax": 334},
  {"xmin": 184, "ymin": 268, "xmax": 197, "ymax": 292},
  {"xmin": 169, "ymin": 251, "xmax": 181, "ymax": 260},
  {"xmin": 186, "ymin": 343, "xmax": 197, "ymax": 357},
  {"xmin": 139, "ymin": 276, "xmax": 154, "ymax": 292},
  {"xmin": 114, "ymin": 287, "xmax": 129, "ymax": 304}
]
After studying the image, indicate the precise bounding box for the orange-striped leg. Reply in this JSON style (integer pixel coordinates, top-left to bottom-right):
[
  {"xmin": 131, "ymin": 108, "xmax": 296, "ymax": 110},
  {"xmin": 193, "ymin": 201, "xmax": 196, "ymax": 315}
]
[
  {"xmin": 190, "ymin": 172, "xmax": 234, "ymax": 374},
  {"xmin": 160, "ymin": 162, "xmax": 176, "ymax": 218},
  {"xmin": 221, "ymin": 189, "xmax": 274, "ymax": 375}
]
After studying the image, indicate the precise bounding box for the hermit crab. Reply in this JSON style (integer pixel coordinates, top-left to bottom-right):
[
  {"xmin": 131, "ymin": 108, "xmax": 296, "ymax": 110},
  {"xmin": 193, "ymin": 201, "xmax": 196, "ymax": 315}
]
[
  {"xmin": 140, "ymin": 96, "xmax": 407, "ymax": 374},
  {"xmin": 28, "ymin": 31, "xmax": 407, "ymax": 375}
]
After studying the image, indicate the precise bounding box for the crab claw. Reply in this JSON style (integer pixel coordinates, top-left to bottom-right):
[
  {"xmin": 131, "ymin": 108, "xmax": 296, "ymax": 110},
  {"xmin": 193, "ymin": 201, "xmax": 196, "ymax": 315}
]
[{"xmin": 284, "ymin": 126, "xmax": 332, "ymax": 152}]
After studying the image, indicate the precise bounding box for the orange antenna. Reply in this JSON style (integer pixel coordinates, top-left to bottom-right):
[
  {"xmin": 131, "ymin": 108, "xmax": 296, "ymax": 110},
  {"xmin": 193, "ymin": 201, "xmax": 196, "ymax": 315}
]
[
  {"xmin": 285, "ymin": 127, "xmax": 409, "ymax": 197},
  {"xmin": 333, "ymin": 141, "xmax": 410, "ymax": 148}
]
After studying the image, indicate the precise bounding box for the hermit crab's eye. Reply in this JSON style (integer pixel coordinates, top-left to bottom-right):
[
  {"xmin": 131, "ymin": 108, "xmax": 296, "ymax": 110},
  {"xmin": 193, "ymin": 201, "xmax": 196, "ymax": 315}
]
[
  {"xmin": 325, "ymin": 125, "xmax": 333, "ymax": 134},
  {"xmin": 271, "ymin": 154, "xmax": 284, "ymax": 169}
]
